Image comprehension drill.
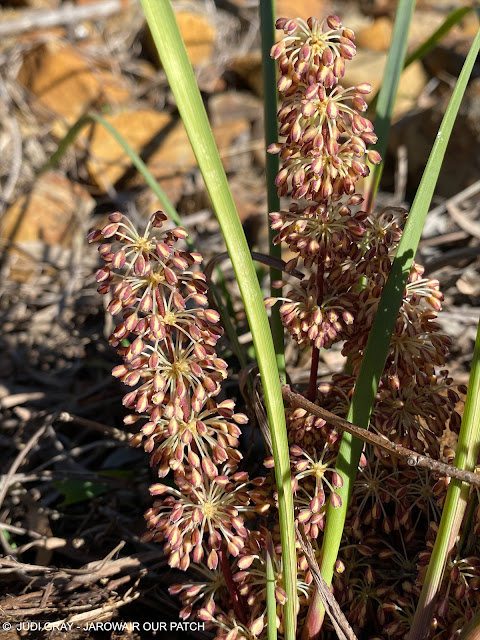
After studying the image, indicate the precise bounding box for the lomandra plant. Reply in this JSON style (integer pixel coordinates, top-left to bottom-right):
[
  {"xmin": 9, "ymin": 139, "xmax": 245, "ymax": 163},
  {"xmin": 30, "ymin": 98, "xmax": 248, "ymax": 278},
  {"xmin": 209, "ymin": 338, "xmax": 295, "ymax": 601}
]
[{"xmin": 87, "ymin": 3, "xmax": 480, "ymax": 639}]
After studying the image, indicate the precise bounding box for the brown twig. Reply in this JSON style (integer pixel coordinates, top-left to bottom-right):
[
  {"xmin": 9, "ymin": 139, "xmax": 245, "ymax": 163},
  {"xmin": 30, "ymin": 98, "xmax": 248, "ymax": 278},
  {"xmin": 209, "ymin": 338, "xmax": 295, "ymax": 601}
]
[
  {"xmin": 0, "ymin": 0, "xmax": 132, "ymax": 37},
  {"xmin": 56, "ymin": 411, "xmax": 132, "ymax": 442},
  {"xmin": 204, "ymin": 250, "xmax": 304, "ymax": 284},
  {"xmin": 0, "ymin": 422, "xmax": 48, "ymax": 511},
  {"xmin": 282, "ymin": 386, "xmax": 480, "ymax": 488},
  {"xmin": 0, "ymin": 76, "xmax": 22, "ymax": 218},
  {"xmin": 295, "ymin": 522, "xmax": 358, "ymax": 640}
]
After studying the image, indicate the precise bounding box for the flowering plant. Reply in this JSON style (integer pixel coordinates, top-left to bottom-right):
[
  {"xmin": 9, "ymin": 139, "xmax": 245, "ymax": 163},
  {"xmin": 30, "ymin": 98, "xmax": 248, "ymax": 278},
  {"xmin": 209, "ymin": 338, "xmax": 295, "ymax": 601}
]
[{"xmin": 88, "ymin": 4, "xmax": 480, "ymax": 640}]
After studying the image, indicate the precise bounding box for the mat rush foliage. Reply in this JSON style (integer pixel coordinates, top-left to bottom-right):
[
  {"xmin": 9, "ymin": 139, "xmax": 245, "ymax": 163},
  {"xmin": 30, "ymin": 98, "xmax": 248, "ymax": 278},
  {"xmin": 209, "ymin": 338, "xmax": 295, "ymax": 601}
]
[{"xmin": 88, "ymin": 7, "xmax": 480, "ymax": 640}]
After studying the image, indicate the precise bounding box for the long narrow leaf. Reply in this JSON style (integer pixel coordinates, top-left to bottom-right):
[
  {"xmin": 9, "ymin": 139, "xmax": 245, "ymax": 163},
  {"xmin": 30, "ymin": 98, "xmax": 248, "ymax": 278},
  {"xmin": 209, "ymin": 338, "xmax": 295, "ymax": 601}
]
[
  {"xmin": 408, "ymin": 316, "xmax": 480, "ymax": 639},
  {"xmin": 139, "ymin": 3, "xmax": 297, "ymax": 638},
  {"xmin": 368, "ymin": 6, "xmax": 474, "ymax": 114},
  {"xmin": 44, "ymin": 112, "xmax": 248, "ymax": 366},
  {"xmin": 259, "ymin": 0, "xmax": 285, "ymax": 379},
  {"xmin": 363, "ymin": 0, "xmax": 416, "ymax": 212},
  {"xmin": 317, "ymin": 17, "xmax": 480, "ymax": 625},
  {"xmin": 404, "ymin": 6, "xmax": 473, "ymax": 68},
  {"xmin": 266, "ymin": 535, "xmax": 278, "ymax": 640}
]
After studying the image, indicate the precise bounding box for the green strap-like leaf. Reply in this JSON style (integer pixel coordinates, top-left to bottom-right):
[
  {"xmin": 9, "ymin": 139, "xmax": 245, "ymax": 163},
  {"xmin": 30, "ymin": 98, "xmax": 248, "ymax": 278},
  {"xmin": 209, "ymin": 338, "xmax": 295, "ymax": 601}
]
[
  {"xmin": 364, "ymin": 0, "xmax": 416, "ymax": 212},
  {"xmin": 139, "ymin": 3, "xmax": 297, "ymax": 638},
  {"xmin": 266, "ymin": 535, "xmax": 278, "ymax": 640},
  {"xmin": 408, "ymin": 315, "xmax": 480, "ymax": 639},
  {"xmin": 404, "ymin": 6, "xmax": 473, "ymax": 68},
  {"xmin": 259, "ymin": 0, "xmax": 286, "ymax": 379}
]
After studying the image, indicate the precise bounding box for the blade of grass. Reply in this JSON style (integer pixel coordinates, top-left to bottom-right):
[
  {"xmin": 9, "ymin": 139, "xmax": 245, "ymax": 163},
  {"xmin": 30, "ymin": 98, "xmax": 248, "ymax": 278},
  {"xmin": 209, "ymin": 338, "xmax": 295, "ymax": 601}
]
[
  {"xmin": 367, "ymin": 6, "xmax": 474, "ymax": 115},
  {"xmin": 404, "ymin": 6, "xmax": 473, "ymax": 68},
  {"xmin": 139, "ymin": 3, "xmax": 297, "ymax": 637},
  {"xmin": 307, "ymin": 21, "xmax": 480, "ymax": 639},
  {"xmin": 363, "ymin": 0, "xmax": 415, "ymax": 213},
  {"xmin": 408, "ymin": 317, "xmax": 480, "ymax": 640},
  {"xmin": 259, "ymin": 0, "xmax": 285, "ymax": 380}
]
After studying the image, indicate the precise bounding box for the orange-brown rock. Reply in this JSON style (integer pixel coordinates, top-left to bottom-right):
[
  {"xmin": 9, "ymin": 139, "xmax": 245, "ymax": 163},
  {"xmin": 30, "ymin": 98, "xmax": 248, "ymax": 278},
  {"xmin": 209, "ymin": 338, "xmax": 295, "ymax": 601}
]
[
  {"xmin": 144, "ymin": 10, "xmax": 216, "ymax": 68},
  {"xmin": 1, "ymin": 171, "xmax": 94, "ymax": 245},
  {"xmin": 277, "ymin": 0, "xmax": 328, "ymax": 19},
  {"xmin": 0, "ymin": 171, "xmax": 95, "ymax": 280},
  {"xmin": 85, "ymin": 110, "xmax": 250, "ymax": 193},
  {"xmin": 356, "ymin": 17, "xmax": 393, "ymax": 52},
  {"xmin": 18, "ymin": 41, "xmax": 130, "ymax": 124},
  {"xmin": 176, "ymin": 11, "xmax": 215, "ymax": 66},
  {"xmin": 343, "ymin": 51, "xmax": 427, "ymax": 119}
]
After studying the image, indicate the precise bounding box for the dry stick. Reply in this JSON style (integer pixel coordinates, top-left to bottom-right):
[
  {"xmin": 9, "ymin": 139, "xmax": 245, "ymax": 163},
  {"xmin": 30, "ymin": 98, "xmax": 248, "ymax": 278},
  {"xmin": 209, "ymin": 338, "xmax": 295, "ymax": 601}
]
[
  {"xmin": 295, "ymin": 522, "xmax": 358, "ymax": 640},
  {"xmin": 0, "ymin": 0, "xmax": 131, "ymax": 37},
  {"xmin": 0, "ymin": 422, "xmax": 48, "ymax": 511},
  {"xmin": 282, "ymin": 386, "xmax": 480, "ymax": 488},
  {"xmin": 204, "ymin": 251, "xmax": 304, "ymax": 283},
  {"xmin": 419, "ymin": 229, "xmax": 469, "ymax": 248},
  {"xmin": 56, "ymin": 411, "xmax": 132, "ymax": 442},
  {"xmin": 448, "ymin": 200, "xmax": 480, "ymax": 240},
  {"xmin": 307, "ymin": 256, "xmax": 325, "ymax": 402},
  {"xmin": 0, "ymin": 76, "xmax": 22, "ymax": 217}
]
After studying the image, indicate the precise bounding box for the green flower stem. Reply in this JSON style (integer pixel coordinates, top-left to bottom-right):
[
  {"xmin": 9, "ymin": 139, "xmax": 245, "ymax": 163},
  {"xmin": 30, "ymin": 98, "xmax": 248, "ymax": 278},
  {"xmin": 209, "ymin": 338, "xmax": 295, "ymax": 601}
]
[
  {"xmin": 408, "ymin": 318, "xmax": 480, "ymax": 640},
  {"xmin": 266, "ymin": 534, "xmax": 278, "ymax": 640},
  {"xmin": 303, "ymin": 22, "xmax": 480, "ymax": 640},
  {"xmin": 259, "ymin": 0, "xmax": 286, "ymax": 380},
  {"xmin": 139, "ymin": 3, "xmax": 296, "ymax": 638}
]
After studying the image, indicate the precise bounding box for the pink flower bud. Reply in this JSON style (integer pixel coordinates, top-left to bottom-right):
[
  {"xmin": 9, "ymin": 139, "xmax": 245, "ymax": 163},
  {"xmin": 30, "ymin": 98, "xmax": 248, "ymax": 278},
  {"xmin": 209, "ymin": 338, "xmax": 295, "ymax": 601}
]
[
  {"xmin": 249, "ymin": 617, "xmax": 264, "ymax": 636},
  {"xmin": 330, "ymin": 492, "xmax": 342, "ymax": 508},
  {"xmin": 95, "ymin": 267, "xmax": 112, "ymax": 283},
  {"xmin": 333, "ymin": 56, "xmax": 345, "ymax": 78},
  {"xmin": 207, "ymin": 549, "xmax": 218, "ymax": 570},
  {"xmin": 123, "ymin": 370, "xmax": 141, "ymax": 386},
  {"xmin": 270, "ymin": 41, "xmax": 285, "ymax": 59},
  {"xmin": 368, "ymin": 150, "xmax": 382, "ymax": 165},
  {"xmin": 102, "ymin": 222, "xmax": 119, "ymax": 238},
  {"xmin": 277, "ymin": 74, "xmax": 293, "ymax": 93},
  {"xmin": 87, "ymin": 229, "xmax": 103, "ymax": 243},
  {"xmin": 322, "ymin": 47, "xmax": 333, "ymax": 67}
]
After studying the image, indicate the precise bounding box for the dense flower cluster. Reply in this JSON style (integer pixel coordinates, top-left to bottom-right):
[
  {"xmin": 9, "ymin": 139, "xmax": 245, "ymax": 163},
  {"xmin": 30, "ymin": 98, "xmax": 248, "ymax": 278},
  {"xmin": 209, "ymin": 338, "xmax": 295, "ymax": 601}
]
[
  {"xmin": 263, "ymin": 12, "xmax": 469, "ymax": 640},
  {"xmin": 267, "ymin": 14, "xmax": 459, "ymax": 458},
  {"xmin": 89, "ymin": 12, "xmax": 470, "ymax": 640},
  {"xmin": 269, "ymin": 16, "xmax": 380, "ymax": 202},
  {"xmin": 89, "ymin": 211, "xmax": 314, "ymax": 638},
  {"xmin": 88, "ymin": 212, "xmax": 269, "ymax": 579}
]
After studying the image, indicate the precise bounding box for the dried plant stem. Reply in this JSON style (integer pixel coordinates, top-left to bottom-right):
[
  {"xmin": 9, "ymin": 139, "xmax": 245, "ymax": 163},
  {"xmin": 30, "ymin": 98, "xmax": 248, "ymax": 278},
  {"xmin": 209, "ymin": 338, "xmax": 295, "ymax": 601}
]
[
  {"xmin": 0, "ymin": 0, "xmax": 131, "ymax": 36},
  {"xmin": 282, "ymin": 386, "xmax": 480, "ymax": 488},
  {"xmin": 295, "ymin": 523, "xmax": 358, "ymax": 640},
  {"xmin": 307, "ymin": 347, "xmax": 320, "ymax": 403},
  {"xmin": 218, "ymin": 546, "xmax": 247, "ymax": 625},
  {"xmin": 307, "ymin": 258, "xmax": 325, "ymax": 401}
]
